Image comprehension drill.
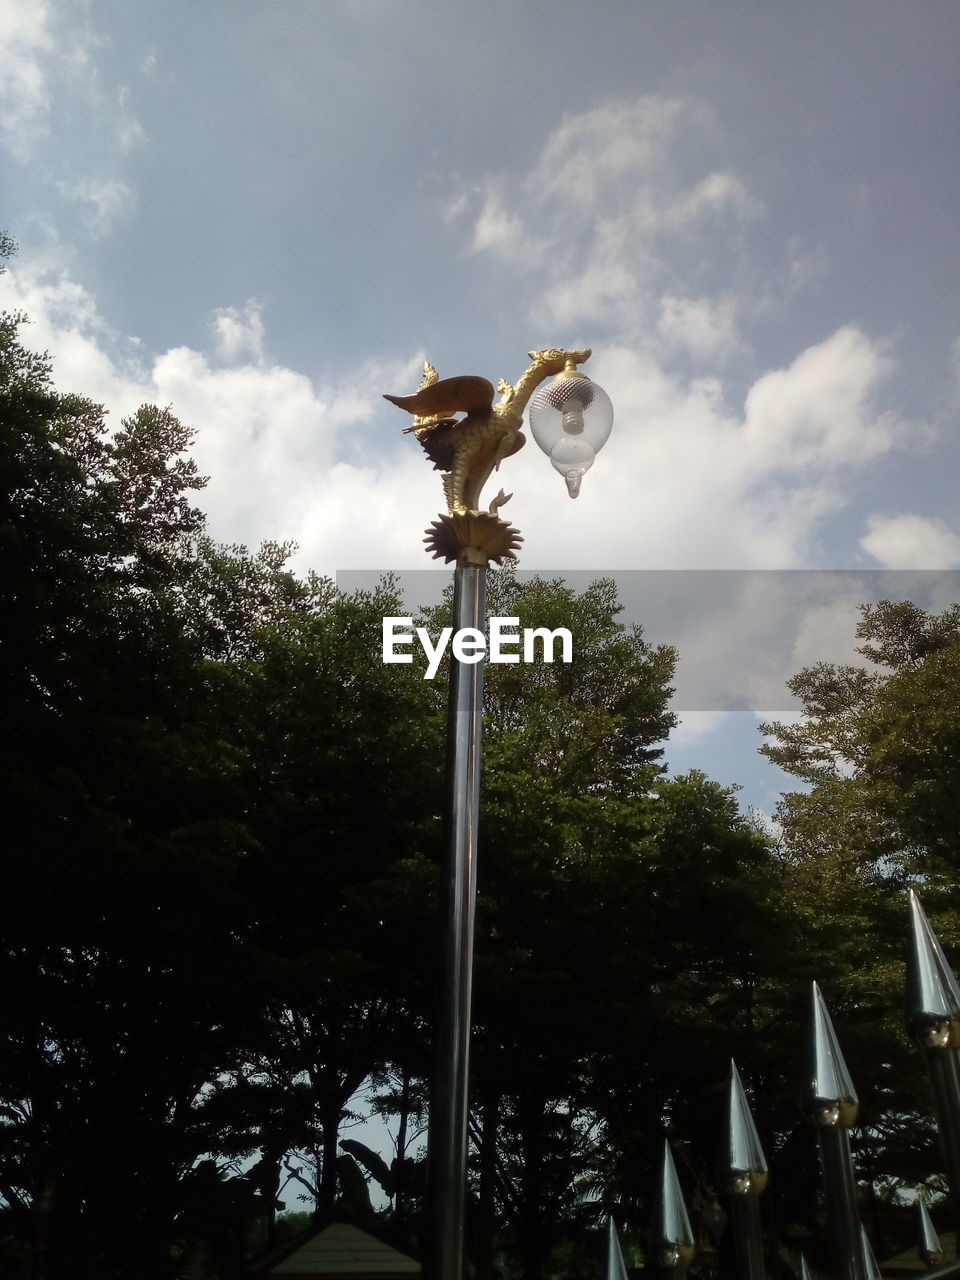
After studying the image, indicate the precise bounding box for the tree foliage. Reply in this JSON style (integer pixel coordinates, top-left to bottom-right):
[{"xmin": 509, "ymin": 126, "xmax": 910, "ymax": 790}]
[
  {"xmin": 6, "ymin": 225, "xmax": 945, "ymax": 1278},
  {"xmin": 759, "ymin": 599, "xmax": 960, "ymax": 1258},
  {"xmin": 0, "ymin": 292, "xmax": 438, "ymax": 1277}
]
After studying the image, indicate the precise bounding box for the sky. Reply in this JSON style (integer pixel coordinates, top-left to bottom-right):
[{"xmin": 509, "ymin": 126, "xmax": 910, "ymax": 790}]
[{"xmin": 2, "ymin": 0, "xmax": 960, "ymax": 821}]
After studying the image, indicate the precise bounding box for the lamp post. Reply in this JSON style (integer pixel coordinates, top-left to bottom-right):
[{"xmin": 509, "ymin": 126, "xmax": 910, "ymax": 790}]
[{"xmin": 384, "ymin": 347, "xmax": 613, "ymax": 1280}]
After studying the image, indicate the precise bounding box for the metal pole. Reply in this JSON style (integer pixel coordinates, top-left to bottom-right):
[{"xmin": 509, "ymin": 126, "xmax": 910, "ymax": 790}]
[
  {"xmin": 606, "ymin": 1215, "xmax": 629, "ymax": 1280},
  {"xmin": 926, "ymin": 1049, "xmax": 960, "ymax": 1241},
  {"xmin": 654, "ymin": 1140, "xmax": 696, "ymax": 1280},
  {"xmin": 906, "ymin": 890, "xmax": 960, "ymax": 1249},
  {"xmin": 805, "ymin": 983, "xmax": 866, "ymax": 1280},
  {"xmin": 918, "ymin": 1198, "xmax": 944, "ymax": 1268},
  {"xmin": 720, "ymin": 1061, "xmax": 768, "ymax": 1280},
  {"xmin": 728, "ymin": 1195, "xmax": 765, "ymax": 1280},
  {"xmin": 425, "ymin": 557, "xmax": 487, "ymax": 1280},
  {"xmin": 816, "ymin": 1127, "xmax": 865, "ymax": 1280}
]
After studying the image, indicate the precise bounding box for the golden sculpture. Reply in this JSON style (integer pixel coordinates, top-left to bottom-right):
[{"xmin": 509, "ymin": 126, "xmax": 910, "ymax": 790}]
[{"xmin": 384, "ymin": 347, "xmax": 591, "ymax": 563}]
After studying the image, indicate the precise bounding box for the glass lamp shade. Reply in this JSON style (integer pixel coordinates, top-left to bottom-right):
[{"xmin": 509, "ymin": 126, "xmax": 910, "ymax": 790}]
[{"xmin": 528, "ymin": 374, "xmax": 613, "ymax": 497}]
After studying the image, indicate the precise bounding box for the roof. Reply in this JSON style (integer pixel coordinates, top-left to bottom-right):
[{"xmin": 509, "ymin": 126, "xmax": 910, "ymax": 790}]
[
  {"xmin": 253, "ymin": 1219, "xmax": 420, "ymax": 1278},
  {"xmin": 881, "ymin": 1231, "xmax": 957, "ymax": 1277}
]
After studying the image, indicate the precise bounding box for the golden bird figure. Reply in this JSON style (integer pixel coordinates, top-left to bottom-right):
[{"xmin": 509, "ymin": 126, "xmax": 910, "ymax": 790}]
[
  {"xmin": 385, "ymin": 370, "xmax": 524, "ymax": 514},
  {"xmin": 384, "ymin": 348, "xmax": 591, "ymax": 517}
]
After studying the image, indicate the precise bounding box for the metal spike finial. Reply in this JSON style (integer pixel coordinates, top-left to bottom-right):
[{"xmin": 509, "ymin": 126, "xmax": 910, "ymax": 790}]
[
  {"xmin": 721, "ymin": 1060, "xmax": 769, "ymax": 1195},
  {"xmin": 654, "ymin": 1140, "xmax": 696, "ymax": 1269},
  {"xmin": 805, "ymin": 982, "xmax": 859, "ymax": 1128},
  {"xmin": 907, "ymin": 895, "xmax": 960, "ymax": 1236},
  {"xmin": 606, "ymin": 1216, "xmax": 629, "ymax": 1280},
  {"xmin": 906, "ymin": 889, "xmax": 960, "ymax": 1049},
  {"xmin": 917, "ymin": 1199, "xmax": 943, "ymax": 1267},
  {"xmin": 860, "ymin": 1227, "xmax": 882, "ymax": 1280}
]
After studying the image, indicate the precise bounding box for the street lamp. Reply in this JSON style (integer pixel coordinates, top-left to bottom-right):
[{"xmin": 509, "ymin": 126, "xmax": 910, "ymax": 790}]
[
  {"xmin": 529, "ymin": 360, "xmax": 614, "ymax": 498},
  {"xmin": 384, "ymin": 347, "xmax": 613, "ymax": 1280}
]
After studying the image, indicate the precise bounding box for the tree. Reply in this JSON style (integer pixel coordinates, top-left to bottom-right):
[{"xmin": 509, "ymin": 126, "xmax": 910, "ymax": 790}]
[
  {"xmin": 401, "ymin": 570, "xmax": 801, "ymax": 1280},
  {"xmin": 761, "ymin": 599, "xmax": 960, "ymax": 880},
  {"xmin": 212, "ymin": 571, "xmax": 442, "ymax": 1223},
  {"xmin": 0, "ymin": 297, "xmax": 269, "ymax": 1277},
  {"xmin": 759, "ymin": 599, "xmax": 960, "ymax": 1257},
  {"xmin": 7, "ymin": 219, "xmax": 911, "ymax": 1274},
  {"xmin": 0, "ymin": 296, "xmax": 441, "ymax": 1277}
]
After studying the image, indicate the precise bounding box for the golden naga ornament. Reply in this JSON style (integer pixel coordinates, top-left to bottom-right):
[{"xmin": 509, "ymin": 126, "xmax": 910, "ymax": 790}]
[{"xmin": 384, "ymin": 347, "xmax": 592, "ymax": 564}]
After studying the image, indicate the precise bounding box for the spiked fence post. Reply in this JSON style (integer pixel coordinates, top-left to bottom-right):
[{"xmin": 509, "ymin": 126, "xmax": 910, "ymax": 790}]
[
  {"xmin": 804, "ymin": 982, "xmax": 866, "ymax": 1280},
  {"xmin": 719, "ymin": 1060, "xmax": 768, "ymax": 1280},
  {"xmin": 607, "ymin": 1216, "xmax": 629, "ymax": 1280},
  {"xmin": 860, "ymin": 1226, "xmax": 882, "ymax": 1280},
  {"xmin": 918, "ymin": 1200, "xmax": 944, "ymax": 1269},
  {"xmin": 653, "ymin": 1141, "xmax": 696, "ymax": 1280},
  {"xmin": 906, "ymin": 889, "xmax": 960, "ymax": 1246}
]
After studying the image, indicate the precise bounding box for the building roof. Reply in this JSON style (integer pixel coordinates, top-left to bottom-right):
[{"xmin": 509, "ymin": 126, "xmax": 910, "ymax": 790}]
[
  {"xmin": 254, "ymin": 1219, "xmax": 420, "ymax": 1278},
  {"xmin": 881, "ymin": 1231, "xmax": 956, "ymax": 1277}
]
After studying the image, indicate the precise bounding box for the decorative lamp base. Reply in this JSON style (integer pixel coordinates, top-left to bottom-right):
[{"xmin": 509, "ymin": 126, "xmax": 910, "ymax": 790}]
[{"xmin": 423, "ymin": 511, "xmax": 523, "ymax": 565}]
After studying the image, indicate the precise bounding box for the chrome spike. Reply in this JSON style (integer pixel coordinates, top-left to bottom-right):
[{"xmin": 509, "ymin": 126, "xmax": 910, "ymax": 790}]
[
  {"xmin": 917, "ymin": 1199, "xmax": 943, "ymax": 1267},
  {"xmin": 906, "ymin": 889, "xmax": 960, "ymax": 1049},
  {"xmin": 606, "ymin": 1215, "xmax": 629, "ymax": 1280},
  {"xmin": 806, "ymin": 981, "xmax": 859, "ymax": 1128},
  {"xmin": 654, "ymin": 1140, "xmax": 695, "ymax": 1269},
  {"xmin": 721, "ymin": 1060, "xmax": 769, "ymax": 1195},
  {"xmin": 860, "ymin": 1227, "xmax": 882, "ymax": 1280}
]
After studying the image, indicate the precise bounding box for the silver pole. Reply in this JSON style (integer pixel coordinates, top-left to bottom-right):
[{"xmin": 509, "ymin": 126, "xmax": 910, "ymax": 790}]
[
  {"xmin": 816, "ymin": 1127, "xmax": 866, "ymax": 1280},
  {"xmin": 606, "ymin": 1215, "xmax": 629, "ymax": 1280},
  {"xmin": 721, "ymin": 1061, "xmax": 769, "ymax": 1280},
  {"xmin": 805, "ymin": 983, "xmax": 865, "ymax": 1280},
  {"xmin": 654, "ymin": 1140, "xmax": 696, "ymax": 1280},
  {"xmin": 906, "ymin": 890, "xmax": 960, "ymax": 1249},
  {"xmin": 425, "ymin": 558, "xmax": 487, "ymax": 1280}
]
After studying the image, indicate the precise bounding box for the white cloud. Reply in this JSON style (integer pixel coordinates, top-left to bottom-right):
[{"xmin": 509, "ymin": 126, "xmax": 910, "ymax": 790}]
[
  {"xmin": 783, "ymin": 237, "xmax": 828, "ymax": 298},
  {"xmin": 471, "ymin": 186, "xmax": 526, "ymax": 258},
  {"xmin": 657, "ymin": 294, "xmax": 742, "ymax": 363},
  {"xmin": 741, "ymin": 326, "xmax": 900, "ymax": 470},
  {"xmin": 532, "ymin": 96, "xmax": 701, "ymax": 215},
  {"xmin": 667, "ymin": 711, "xmax": 730, "ymax": 749},
  {"xmin": 860, "ymin": 514, "xmax": 960, "ymax": 569},
  {"xmin": 0, "ymin": 231, "xmax": 921, "ymax": 583},
  {"xmin": 5, "ymin": 87, "xmax": 906, "ymax": 581},
  {"xmin": 788, "ymin": 596, "xmax": 869, "ymax": 672},
  {"xmin": 211, "ymin": 302, "xmax": 266, "ymax": 364},
  {"xmin": 671, "ymin": 170, "xmax": 759, "ymax": 227},
  {"xmin": 115, "ymin": 85, "xmax": 147, "ymax": 154},
  {"xmin": 462, "ymin": 94, "xmax": 762, "ymax": 339},
  {"xmin": 56, "ymin": 176, "xmax": 136, "ymax": 237},
  {"xmin": 652, "ymin": 575, "xmax": 858, "ymax": 713},
  {"xmin": 508, "ymin": 327, "xmax": 903, "ymax": 571},
  {"xmin": 442, "ymin": 190, "xmax": 469, "ymax": 223},
  {"xmin": 437, "ymin": 95, "xmax": 931, "ymax": 579},
  {"xmin": 537, "ymin": 256, "xmax": 641, "ymax": 331},
  {"xmin": 0, "ymin": 0, "xmax": 54, "ymax": 159},
  {"xmin": 0, "ymin": 257, "xmax": 434, "ymax": 570},
  {"xmin": 0, "ymin": 0, "xmax": 133, "ymax": 163},
  {"xmin": 2, "ymin": 0, "xmax": 145, "ymax": 239}
]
